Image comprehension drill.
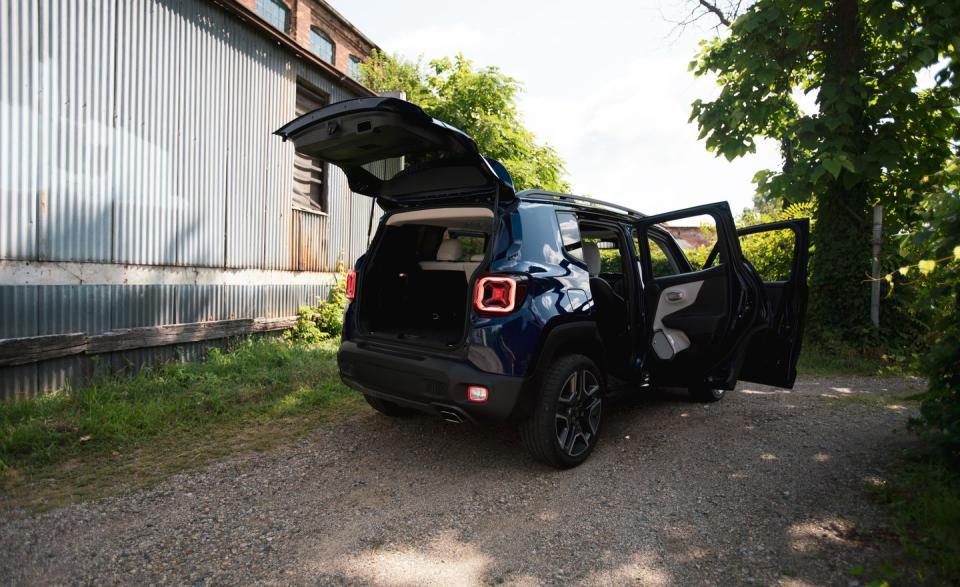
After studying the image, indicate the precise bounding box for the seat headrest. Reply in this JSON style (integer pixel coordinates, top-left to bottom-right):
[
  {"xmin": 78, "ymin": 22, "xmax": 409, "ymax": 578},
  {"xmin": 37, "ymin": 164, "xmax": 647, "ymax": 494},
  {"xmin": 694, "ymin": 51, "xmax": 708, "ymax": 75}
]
[
  {"xmin": 436, "ymin": 238, "xmax": 463, "ymax": 261},
  {"xmin": 582, "ymin": 242, "xmax": 601, "ymax": 276}
]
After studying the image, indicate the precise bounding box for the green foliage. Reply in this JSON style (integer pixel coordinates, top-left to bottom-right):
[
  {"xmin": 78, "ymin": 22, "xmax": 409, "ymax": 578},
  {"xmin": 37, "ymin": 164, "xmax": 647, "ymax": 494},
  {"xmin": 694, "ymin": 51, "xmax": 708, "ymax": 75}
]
[
  {"xmin": 690, "ymin": 0, "xmax": 960, "ymax": 341},
  {"xmin": 360, "ymin": 50, "xmax": 569, "ymax": 192},
  {"xmin": 739, "ymin": 202, "xmax": 815, "ymax": 281},
  {"xmin": 0, "ymin": 338, "xmax": 353, "ymax": 476},
  {"xmin": 598, "ymin": 249, "xmax": 622, "ymax": 273},
  {"xmin": 284, "ymin": 267, "xmax": 349, "ymax": 343},
  {"xmin": 883, "ymin": 159, "xmax": 960, "ymax": 461},
  {"xmin": 649, "ymin": 245, "xmax": 675, "ymax": 277},
  {"xmin": 873, "ymin": 453, "xmax": 960, "ymax": 583}
]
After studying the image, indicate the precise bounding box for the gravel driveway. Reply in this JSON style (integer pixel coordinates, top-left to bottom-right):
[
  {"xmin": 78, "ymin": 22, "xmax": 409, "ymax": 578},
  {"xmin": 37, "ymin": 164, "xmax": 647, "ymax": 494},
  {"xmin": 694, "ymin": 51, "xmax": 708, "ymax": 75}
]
[{"xmin": 0, "ymin": 376, "xmax": 921, "ymax": 586}]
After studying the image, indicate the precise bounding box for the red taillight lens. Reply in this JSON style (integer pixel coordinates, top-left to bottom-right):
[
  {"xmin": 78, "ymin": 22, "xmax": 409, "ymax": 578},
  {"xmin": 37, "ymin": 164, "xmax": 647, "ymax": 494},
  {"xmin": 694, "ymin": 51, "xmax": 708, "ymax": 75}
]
[
  {"xmin": 345, "ymin": 270, "xmax": 357, "ymax": 301},
  {"xmin": 473, "ymin": 275, "xmax": 521, "ymax": 314}
]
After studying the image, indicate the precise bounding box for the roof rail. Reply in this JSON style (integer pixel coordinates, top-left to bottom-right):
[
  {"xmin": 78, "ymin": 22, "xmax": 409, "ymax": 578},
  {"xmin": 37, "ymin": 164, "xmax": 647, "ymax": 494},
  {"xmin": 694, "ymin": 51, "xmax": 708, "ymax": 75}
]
[{"xmin": 516, "ymin": 190, "xmax": 645, "ymax": 218}]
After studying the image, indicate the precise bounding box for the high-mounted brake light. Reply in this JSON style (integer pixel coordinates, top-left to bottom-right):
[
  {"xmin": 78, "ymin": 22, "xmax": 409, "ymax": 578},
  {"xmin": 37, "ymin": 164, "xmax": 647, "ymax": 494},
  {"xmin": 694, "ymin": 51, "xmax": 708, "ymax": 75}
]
[
  {"xmin": 345, "ymin": 270, "xmax": 357, "ymax": 301},
  {"xmin": 473, "ymin": 275, "xmax": 521, "ymax": 314}
]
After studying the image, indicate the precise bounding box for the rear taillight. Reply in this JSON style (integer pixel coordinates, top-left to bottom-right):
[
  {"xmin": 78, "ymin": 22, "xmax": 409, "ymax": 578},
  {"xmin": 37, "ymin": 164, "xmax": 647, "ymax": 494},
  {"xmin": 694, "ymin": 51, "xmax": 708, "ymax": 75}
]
[
  {"xmin": 345, "ymin": 270, "xmax": 357, "ymax": 301},
  {"xmin": 473, "ymin": 275, "xmax": 523, "ymax": 314}
]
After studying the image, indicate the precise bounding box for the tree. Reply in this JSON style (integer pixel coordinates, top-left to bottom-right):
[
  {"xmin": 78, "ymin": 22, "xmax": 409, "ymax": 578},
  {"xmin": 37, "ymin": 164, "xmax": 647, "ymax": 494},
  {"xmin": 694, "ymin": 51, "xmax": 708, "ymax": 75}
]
[
  {"xmin": 688, "ymin": 0, "xmax": 959, "ymax": 342},
  {"xmin": 360, "ymin": 50, "xmax": 569, "ymax": 193},
  {"xmin": 883, "ymin": 157, "xmax": 960, "ymax": 461}
]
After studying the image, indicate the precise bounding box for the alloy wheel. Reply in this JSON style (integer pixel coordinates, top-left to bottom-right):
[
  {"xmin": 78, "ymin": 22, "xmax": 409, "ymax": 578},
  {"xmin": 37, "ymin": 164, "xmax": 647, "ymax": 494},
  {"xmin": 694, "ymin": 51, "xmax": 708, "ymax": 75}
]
[{"xmin": 555, "ymin": 368, "xmax": 602, "ymax": 457}]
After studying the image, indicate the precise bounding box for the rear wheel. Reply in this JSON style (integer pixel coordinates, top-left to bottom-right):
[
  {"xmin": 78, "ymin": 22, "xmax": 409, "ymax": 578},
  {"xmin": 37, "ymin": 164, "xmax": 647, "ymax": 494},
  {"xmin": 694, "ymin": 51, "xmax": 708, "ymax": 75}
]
[
  {"xmin": 520, "ymin": 354, "xmax": 603, "ymax": 469},
  {"xmin": 363, "ymin": 394, "xmax": 417, "ymax": 417},
  {"xmin": 688, "ymin": 385, "xmax": 726, "ymax": 403}
]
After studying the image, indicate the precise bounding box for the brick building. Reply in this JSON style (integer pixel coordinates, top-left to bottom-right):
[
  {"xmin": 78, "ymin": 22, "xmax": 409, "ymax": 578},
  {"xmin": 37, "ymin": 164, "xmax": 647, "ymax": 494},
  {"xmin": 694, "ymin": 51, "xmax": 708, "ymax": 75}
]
[{"xmin": 241, "ymin": 0, "xmax": 378, "ymax": 80}]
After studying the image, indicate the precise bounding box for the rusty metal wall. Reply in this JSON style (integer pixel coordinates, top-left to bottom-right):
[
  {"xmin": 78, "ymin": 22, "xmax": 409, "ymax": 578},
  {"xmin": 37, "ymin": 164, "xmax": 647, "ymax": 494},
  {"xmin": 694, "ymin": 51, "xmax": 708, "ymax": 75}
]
[
  {"xmin": 292, "ymin": 209, "xmax": 330, "ymax": 272},
  {"xmin": 0, "ymin": 0, "xmax": 383, "ymax": 398}
]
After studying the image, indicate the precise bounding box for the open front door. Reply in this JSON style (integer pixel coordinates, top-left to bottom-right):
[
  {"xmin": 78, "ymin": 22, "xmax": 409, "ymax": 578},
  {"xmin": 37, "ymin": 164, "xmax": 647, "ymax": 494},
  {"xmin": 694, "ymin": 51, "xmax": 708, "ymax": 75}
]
[
  {"xmin": 731, "ymin": 219, "xmax": 810, "ymax": 388},
  {"xmin": 635, "ymin": 202, "xmax": 766, "ymax": 390}
]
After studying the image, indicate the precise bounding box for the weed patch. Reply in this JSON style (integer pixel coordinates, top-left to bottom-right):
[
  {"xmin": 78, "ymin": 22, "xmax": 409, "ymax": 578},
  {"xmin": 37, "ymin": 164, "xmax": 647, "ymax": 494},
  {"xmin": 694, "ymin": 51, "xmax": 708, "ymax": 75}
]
[{"xmin": 0, "ymin": 338, "xmax": 360, "ymax": 510}]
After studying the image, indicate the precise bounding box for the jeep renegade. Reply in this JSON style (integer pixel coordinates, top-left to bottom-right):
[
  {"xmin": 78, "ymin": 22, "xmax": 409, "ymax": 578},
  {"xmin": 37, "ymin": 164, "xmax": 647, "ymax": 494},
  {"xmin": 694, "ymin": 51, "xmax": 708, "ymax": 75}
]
[{"xmin": 276, "ymin": 97, "xmax": 810, "ymax": 468}]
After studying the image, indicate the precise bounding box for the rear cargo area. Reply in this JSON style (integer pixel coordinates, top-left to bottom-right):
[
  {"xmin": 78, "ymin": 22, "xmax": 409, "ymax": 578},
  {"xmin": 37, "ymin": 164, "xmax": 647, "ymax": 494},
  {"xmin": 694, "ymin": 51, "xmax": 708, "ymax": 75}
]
[{"xmin": 357, "ymin": 207, "xmax": 493, "ymax": 347}]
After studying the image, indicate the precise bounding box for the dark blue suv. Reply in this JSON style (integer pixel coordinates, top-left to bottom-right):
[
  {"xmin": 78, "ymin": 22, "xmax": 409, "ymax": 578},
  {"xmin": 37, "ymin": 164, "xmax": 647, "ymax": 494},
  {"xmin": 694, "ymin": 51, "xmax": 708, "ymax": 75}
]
[{"xmin": 276, "ymin": 97, "xmax": 810, "ymax": 468}]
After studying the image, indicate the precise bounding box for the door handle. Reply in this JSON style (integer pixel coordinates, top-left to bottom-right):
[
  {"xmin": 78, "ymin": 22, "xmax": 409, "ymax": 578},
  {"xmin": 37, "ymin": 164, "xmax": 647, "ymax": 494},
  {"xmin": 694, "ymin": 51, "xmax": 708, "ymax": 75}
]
[{"xmin": 666, "ymin": 290, "xmax": 685, "ymax": 302}]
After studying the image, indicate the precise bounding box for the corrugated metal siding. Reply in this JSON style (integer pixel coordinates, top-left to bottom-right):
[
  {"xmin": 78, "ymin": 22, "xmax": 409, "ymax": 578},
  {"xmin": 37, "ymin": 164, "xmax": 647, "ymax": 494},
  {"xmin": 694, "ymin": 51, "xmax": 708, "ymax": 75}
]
[
  {"xmin": 0, "ymin": 281, "xmax": 333, "ymax": 399},
  {"xmin": 2, "ymin": 0, "xmax": 374, "ymax": 270},
  {"xmin": 0, "ymin": 286, "xmax": 39, "ymax": 399},
  {"xmin": 1, "ymin": 1, "xmax": 41, "ymax": 261},
  {"xmin": 0, "ymin": 0, "xmax": 383, "ymax": 399}
]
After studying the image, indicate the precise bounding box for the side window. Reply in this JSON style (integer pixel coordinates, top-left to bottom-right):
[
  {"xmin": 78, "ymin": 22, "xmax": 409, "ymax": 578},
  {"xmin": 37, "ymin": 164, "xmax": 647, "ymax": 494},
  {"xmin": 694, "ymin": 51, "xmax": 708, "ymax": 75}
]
[
  {"xmin": 583, "ymin": 238, "xmax": 623, "ymax": 274},
  {"xmin": 557, "ymin": 212, "xmax": 583, "ymax": 262},
  {"xmin": 648, "ymin": 238, "xmax": 680, "ymax": 277},
  {"xmin": 663, "ymin": 215, "xmax": 719, "ymax": 271},
  {"xmin": 739, "ymin": 228, "xmax": 796, "ymax": 282}
]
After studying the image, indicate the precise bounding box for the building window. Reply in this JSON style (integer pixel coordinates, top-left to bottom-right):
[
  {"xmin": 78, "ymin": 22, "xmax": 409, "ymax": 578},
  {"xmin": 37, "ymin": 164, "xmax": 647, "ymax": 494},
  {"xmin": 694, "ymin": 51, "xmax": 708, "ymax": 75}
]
[
  {"xmin": 292, "ymin": 83, "xmax": 328, "ymax": 212},
  {"xmin": 309, "ymin": 28, "xmax": 335, "ymax": 64},
  {"xmin": 256, "ymin": 0, "xmax": 290, "ymax": 32},
  {"xmin": 349, "ymin": 55, "xmax": 362, "ymax": 80}
]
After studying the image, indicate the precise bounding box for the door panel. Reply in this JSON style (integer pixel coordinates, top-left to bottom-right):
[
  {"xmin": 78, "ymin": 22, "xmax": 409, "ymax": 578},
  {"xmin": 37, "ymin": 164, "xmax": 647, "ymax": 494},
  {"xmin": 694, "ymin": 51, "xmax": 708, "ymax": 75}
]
[
  {"xmin": 736, "ymin": 219, "xmax": 810, "ymax": 388},
  {"xmin": 635, "ymin": 203, "xmax": 765, "ymax": 390}
]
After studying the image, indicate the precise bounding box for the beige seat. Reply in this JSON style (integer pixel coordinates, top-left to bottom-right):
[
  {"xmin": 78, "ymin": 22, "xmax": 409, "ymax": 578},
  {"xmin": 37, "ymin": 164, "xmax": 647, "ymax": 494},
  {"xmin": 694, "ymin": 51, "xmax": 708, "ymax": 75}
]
[
  {"xmin": 420, "ymin": 238, "xmax": 465, "ymax": 272},
  {"xmin": 420, "ymin": 239, "xmax": 484, "ymax": 278}
]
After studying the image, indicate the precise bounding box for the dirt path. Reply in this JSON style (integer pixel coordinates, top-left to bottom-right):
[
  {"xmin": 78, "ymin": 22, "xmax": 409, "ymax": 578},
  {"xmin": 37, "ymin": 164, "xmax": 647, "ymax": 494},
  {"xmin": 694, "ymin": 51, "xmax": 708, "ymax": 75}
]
[{"xmin": 0, "ymin": 377, "xmax": 922, "ymax": 586}]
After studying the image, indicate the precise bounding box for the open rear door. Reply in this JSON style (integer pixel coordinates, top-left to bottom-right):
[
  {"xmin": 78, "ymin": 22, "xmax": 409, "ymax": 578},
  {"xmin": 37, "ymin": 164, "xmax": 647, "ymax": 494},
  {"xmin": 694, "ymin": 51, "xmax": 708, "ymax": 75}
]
[
  {"xmin": 634, "ymin": 203, "xmax": 766, "ymax": 390},
  {"xmin": 274, "ymin": 97, "xmax": 514, "ymax": 207},
  {"xmin": 732, "ymin": 219, "xmax": 810, "ymax": 388}
]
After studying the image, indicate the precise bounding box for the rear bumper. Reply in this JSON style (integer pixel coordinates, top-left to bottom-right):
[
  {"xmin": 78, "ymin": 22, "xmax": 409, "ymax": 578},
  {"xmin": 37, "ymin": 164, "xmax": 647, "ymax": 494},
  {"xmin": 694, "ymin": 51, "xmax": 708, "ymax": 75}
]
[{"xmin": 337, "ymin": 341, "xmax": 527, "ymax": 423}]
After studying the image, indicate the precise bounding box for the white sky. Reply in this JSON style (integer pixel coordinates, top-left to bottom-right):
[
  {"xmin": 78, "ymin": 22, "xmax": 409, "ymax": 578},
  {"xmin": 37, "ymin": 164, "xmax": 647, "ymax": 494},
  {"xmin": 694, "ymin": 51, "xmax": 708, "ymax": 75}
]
[{"xmin": 330, "ymin": 0, "xmax": 782, "ymax": 215}]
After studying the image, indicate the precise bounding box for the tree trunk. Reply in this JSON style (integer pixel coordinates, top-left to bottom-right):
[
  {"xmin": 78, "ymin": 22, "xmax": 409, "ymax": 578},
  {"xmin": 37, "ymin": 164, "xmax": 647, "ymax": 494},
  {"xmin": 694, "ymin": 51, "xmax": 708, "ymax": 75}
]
[{"xmin": 808, "ymin": 0, "xmax": 872, "ymax": 342}]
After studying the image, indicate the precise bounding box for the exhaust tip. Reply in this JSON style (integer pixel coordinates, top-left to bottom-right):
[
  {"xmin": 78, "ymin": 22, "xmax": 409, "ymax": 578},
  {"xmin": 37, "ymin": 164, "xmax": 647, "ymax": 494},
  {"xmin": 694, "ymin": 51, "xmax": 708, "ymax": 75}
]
[{"xmin": 438, "ymin": 409, "xmax": 464, "ymax": 424}]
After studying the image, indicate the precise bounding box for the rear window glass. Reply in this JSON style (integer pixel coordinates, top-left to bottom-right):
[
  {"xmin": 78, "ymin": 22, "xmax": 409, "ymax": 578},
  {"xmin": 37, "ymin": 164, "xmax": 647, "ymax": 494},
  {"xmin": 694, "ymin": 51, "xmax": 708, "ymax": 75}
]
[{"xmin": 557, "ymin": 212, "xmax": 583, "ymax": 261}]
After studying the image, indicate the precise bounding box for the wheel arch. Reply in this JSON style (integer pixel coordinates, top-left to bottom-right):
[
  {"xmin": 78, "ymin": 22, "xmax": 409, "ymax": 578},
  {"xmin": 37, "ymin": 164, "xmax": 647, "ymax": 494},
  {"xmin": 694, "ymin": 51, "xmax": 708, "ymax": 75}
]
[{"xmin": 513, "ymin": 320, "xmax": 605, "ymax": 420}]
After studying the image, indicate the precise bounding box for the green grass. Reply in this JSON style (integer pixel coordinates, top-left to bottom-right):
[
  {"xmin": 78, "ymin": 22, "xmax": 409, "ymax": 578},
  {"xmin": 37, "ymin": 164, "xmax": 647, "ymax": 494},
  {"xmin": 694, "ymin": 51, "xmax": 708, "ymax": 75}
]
[
  {"xmin": 0, "ymin": 337, "xmax": 361, "ymax": 509},
  {"xmin": 797, "ymin": 342, "xmax": 888, "ymax": 377},
  {"xmin": 870, "ymin": 452, "xmax": 960, "ymax": 584}
]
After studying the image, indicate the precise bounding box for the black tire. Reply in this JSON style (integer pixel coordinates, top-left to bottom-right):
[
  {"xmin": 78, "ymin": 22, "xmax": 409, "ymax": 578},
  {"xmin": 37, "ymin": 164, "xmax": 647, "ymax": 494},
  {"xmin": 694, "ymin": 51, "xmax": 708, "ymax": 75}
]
[
  {"xmin": 363, "ymin": 394, "xmax": 417, "ymax": 417},
  {"xmin": 688, "ymin": 385, "xmax": 726, "ymax": 403},
  {"xmin": 520, "ymin": 354, "xmax": 604, "ymax": 469}
]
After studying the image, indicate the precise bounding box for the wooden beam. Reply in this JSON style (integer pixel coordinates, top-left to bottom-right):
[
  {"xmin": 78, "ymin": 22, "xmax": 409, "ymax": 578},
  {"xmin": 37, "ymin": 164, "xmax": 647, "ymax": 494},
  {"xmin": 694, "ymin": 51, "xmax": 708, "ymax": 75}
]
[
  {"xmin": 0, "ymin": 316, "xmax": 300, "ymax": 367},
  {"xmin": 0, "ymin": 333, "xmax": 88, "ymax": 366},
  {"xmin": 86, "ymin": 319, "xmax": 257, "ymax": 354}
]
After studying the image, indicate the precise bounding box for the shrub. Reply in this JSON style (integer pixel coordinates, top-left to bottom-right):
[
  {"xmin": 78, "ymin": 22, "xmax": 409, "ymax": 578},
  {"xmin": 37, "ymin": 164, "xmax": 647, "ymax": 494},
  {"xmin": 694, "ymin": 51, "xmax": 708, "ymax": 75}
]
[
  {"xmin": 285, "ymin": 265, "xmax": 350, "ymax": 343},
  {"xmin": 885, "ymin": 161, "xmax": 960, "ymax": 463}
]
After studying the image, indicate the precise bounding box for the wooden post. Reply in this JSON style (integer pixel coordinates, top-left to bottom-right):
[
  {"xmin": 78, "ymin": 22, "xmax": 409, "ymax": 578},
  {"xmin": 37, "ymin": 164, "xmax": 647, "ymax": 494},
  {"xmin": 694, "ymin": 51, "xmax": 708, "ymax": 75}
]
[{"xmin": 870, "ymin": 204, "xmax": 883, "ymax": 329}]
